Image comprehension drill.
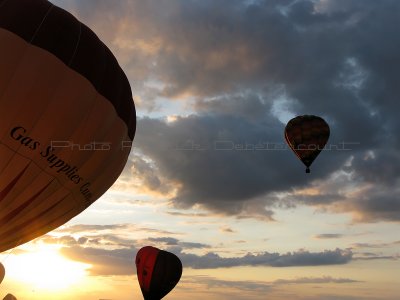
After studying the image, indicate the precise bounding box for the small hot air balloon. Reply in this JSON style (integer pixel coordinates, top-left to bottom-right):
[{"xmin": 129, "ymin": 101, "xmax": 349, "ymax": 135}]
[
  {"xmin": 0, "ymin": 0, "xmax": 135, "ymax": 252},
  {"xmin": 135, "ymin": 246, "xmax": 182, "ymax": 300},
  {"xmin": 0, "ymin": 262, "xmax": 5, "ymax": 284},
  {"xmin": 284, "ymin": 115, "xmax": 330, "ymax": 173}
]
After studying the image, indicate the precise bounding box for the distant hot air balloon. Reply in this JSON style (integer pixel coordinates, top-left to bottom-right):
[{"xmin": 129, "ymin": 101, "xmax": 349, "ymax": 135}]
[
  {"xmin": 0, "ymin": 262, "xmax": 5, "ymax": 284},
  {"xmin": 3, "ymin": 294, "xmax": 17, "ymax": 300},
  {"xmin": 136, "ymin": 246, "xmax": 183, "ymax": 300},
  {"xmin": 284, "ymin": 115, "xmax": 330, "ymax": 173},
  {"xmin": 0, "ymin": 0, "xmax": 136, "ymax": 252}
]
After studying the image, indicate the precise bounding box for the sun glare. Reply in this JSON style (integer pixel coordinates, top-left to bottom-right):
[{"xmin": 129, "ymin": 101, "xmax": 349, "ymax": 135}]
[{"xmin": 5, "ymin": 246, "xmax": 89, "ymax": 291}]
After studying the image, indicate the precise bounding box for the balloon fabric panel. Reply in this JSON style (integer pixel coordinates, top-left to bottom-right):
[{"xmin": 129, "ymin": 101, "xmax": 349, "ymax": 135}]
[
  {"xmin": 149, "ymin": 250, "xmax": 183, "ymax": 300},
  {"xmin": 0, "ymin": 262, "xmax": 4, "ymax": 284},
  {"xmin": 136, "ymin": 246, "xmax": 159, "ymax": 296}
]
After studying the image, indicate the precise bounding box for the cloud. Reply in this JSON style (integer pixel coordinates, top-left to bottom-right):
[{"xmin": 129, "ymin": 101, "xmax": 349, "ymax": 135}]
[
  {"xmin": 134, "ymin": 114, "xmax": 336, "ymax": 216},
  {"xmin": 183, "ymin": 275, "xmax": 272, "ymax": 293},
  {"xmin": 55, "ymin": 232, "xmax": 352, "ymax": 275},
  {"xmin": 126, "ymin": 0, "xmax": 400, "ymax": 218},
  {"xmin": 273, "ymin": 276, "xmax": 361, "ymax": 285},
  {"xmin": 279, "ymin": 168, "xmax": 400, "ymax": 222},
  {"xmin": 52, "ymin": 0, "xmax": 400, "ymax": 222},
  {"xmin": 60, "ymin": 246, "xmax": 136, "ymax": 276},
  {"xmin": 57, "ymin": 224, "xmax": 178, "ymax": 236},
  {"xmin": 314, "ymin": 234, "xmax": 344, "ymax": 239},
  {"xmin": 166, "ymin": 211, "xmax": 209, "ymax": 218},
  {"xmin": 179, "ymin": 274, "xmax": 362, "ymax": 300},
  {"xmin": 177, "ymin": 248, "xmax": 352, "ymax": 269},
  {"xmin": 147, "ymin": 237, "xmax": 210, "ymax": 249},
  {"xmin": 41, "ymin": 235, "xmax": 88, "ymax": 245},
  {"xmin": 56, "ymin": 224, "xmax": 131, "ymax": 234},
  {"xmin": 351, "ymin": 240, "xmax": 400, "ymax": 249},
  {"xmin": 148, "ymin": 237, "xmax": 180, "ymax": 245},
  {"xmin": 341, "ymin": 184, "xmax": 400, "ymax": 222},
  {"xmin": 300, "ymin": 295, "xmax": 379, "ymax": 300},
  {"xmin": 39, "ymin": 233, "xmax": 135, "ymax": 248},
  {"xmin": 65, "ymin": 246, "xmax": 352, "ymax": 274},
  {"xmin": 183, "ymin": 275, "xmax": 360, "ymax": 293},
  {"xmin": 353, "ymin": 254, "xmax": 399, "ymax": 261},
  {"xmin": 220, "ymin": 226, "xmax": 236, "ymax": 233},
  {"xmin": 40, "ymin": 227, "xmax": 397, "ymax": 277}
]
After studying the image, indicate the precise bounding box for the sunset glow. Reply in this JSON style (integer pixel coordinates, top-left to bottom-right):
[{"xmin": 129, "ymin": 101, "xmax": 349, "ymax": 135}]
[
  {"xmin": 4, "ymin": 246, "xmax": 89, "ymax": 291},
  {"xmin": 1, "ymin": 0, "xmax": 400, "ymax": 299}
]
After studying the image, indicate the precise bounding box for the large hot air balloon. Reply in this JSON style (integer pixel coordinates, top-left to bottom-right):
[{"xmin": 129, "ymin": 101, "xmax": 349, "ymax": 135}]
[
  {"xmin": 284, "ymin": 115, "xmax": 330, "ymax": 173},
  {"xmin": 0, "ymin": 0, "xmax": 136, "ymax": 252},
  {"xmin": 3, "ymin": 294, "xmax": 17, "ymax": 300},
  {"xmin": 0, "ymin": 262, "xmax": 4, "ymax": 284},
  {"xmin": 136, "ymin": 246, "xmax": 182, "ymax": 300}
]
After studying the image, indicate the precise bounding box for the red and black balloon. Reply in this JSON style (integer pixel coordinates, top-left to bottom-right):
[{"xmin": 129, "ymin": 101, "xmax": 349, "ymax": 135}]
[
  {"xmin": 284, "ymin": 115, "xmax": 330, "ymax": 173},
  {"xmin": 135, "ymin": 246, "xmax": 182, "ymax": 300}
]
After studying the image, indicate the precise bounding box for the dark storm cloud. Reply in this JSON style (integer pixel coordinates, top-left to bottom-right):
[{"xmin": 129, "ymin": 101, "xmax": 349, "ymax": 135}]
[
  {"xmin": 134, "ymin": 114, "xmax": 342, "ymax": 214},
  {"xmin": 54, "ymin": 0, "xmax": 400, "ymax": 221},
  {"xmin": 129, "ymin": 0, "xmax": 400, "ymax": 221}
]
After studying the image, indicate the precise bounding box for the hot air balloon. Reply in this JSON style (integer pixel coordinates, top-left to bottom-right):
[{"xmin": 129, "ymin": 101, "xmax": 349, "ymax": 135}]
[
  {"xmin": 0, "ymin": 262, "xmax": 4, "ymax": 284},
  {"xmin": 0, "ymin": 0, "xmax": 136, "ymax": 252},
  {"xmin": 136, "ymin": 246, "xmax": 182, "ymax": 300},
  {"xmin": 3, "ymin": 294, "xmax": 17, "ymax": 300},
  {"xmin": 284, "ymin": 115, "xmax": 330, "ymax": 173}
]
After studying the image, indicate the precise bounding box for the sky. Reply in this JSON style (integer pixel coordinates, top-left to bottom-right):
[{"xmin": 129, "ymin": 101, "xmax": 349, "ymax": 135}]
[{"xmin": 1, "ymin": 0, "xmax": 400, "ymax": 299}]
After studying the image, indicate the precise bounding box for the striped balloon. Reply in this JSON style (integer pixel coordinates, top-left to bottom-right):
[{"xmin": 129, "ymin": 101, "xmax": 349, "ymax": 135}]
[
  {"xmin": 0, "ymin": 0, "xmax": 136, "ymax": 252},
  {"xmin": 284, "ymin": 115, "xmax": 330, "ymax": 173}
]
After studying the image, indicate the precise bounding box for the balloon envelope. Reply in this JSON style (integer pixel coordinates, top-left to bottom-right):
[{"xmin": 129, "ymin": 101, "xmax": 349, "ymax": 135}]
[
  {"xmin": 136, "ymin": 246, "xmax": 182, "ymax": 300},
  {"xmin": 0, "ymin": 0, "xmax": 136, "ymax": 252},
  {"xmin": 0, "ymin": 262, "xmax": 4, "ymax": 284},
  {"xmin": 3, "ymin": 294, "xmax": 17, "ymax": 300},
  {"xmin": 284, "ymin": 115, "xmax": 330, "ymax": 173}
]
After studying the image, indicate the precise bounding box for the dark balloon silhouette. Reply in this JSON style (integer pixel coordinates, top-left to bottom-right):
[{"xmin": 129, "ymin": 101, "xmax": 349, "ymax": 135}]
[
  {"xmin": 136, "ymin": 246, "xmax": 182, "ymax": 300},
  {"xmin": 0, "ymin": 0, "xmax": 136, "ymax": 252},
  {"xmin": 0, "ymin": 262, "xmax": 4, "ymax": 284},
  {"xmin": 3, "ymin": 294, "xmax": 17, "ymax": 300},
  {"xmin": 284, "ymin": 115, "xmax": 330, "ymax": 173}
]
